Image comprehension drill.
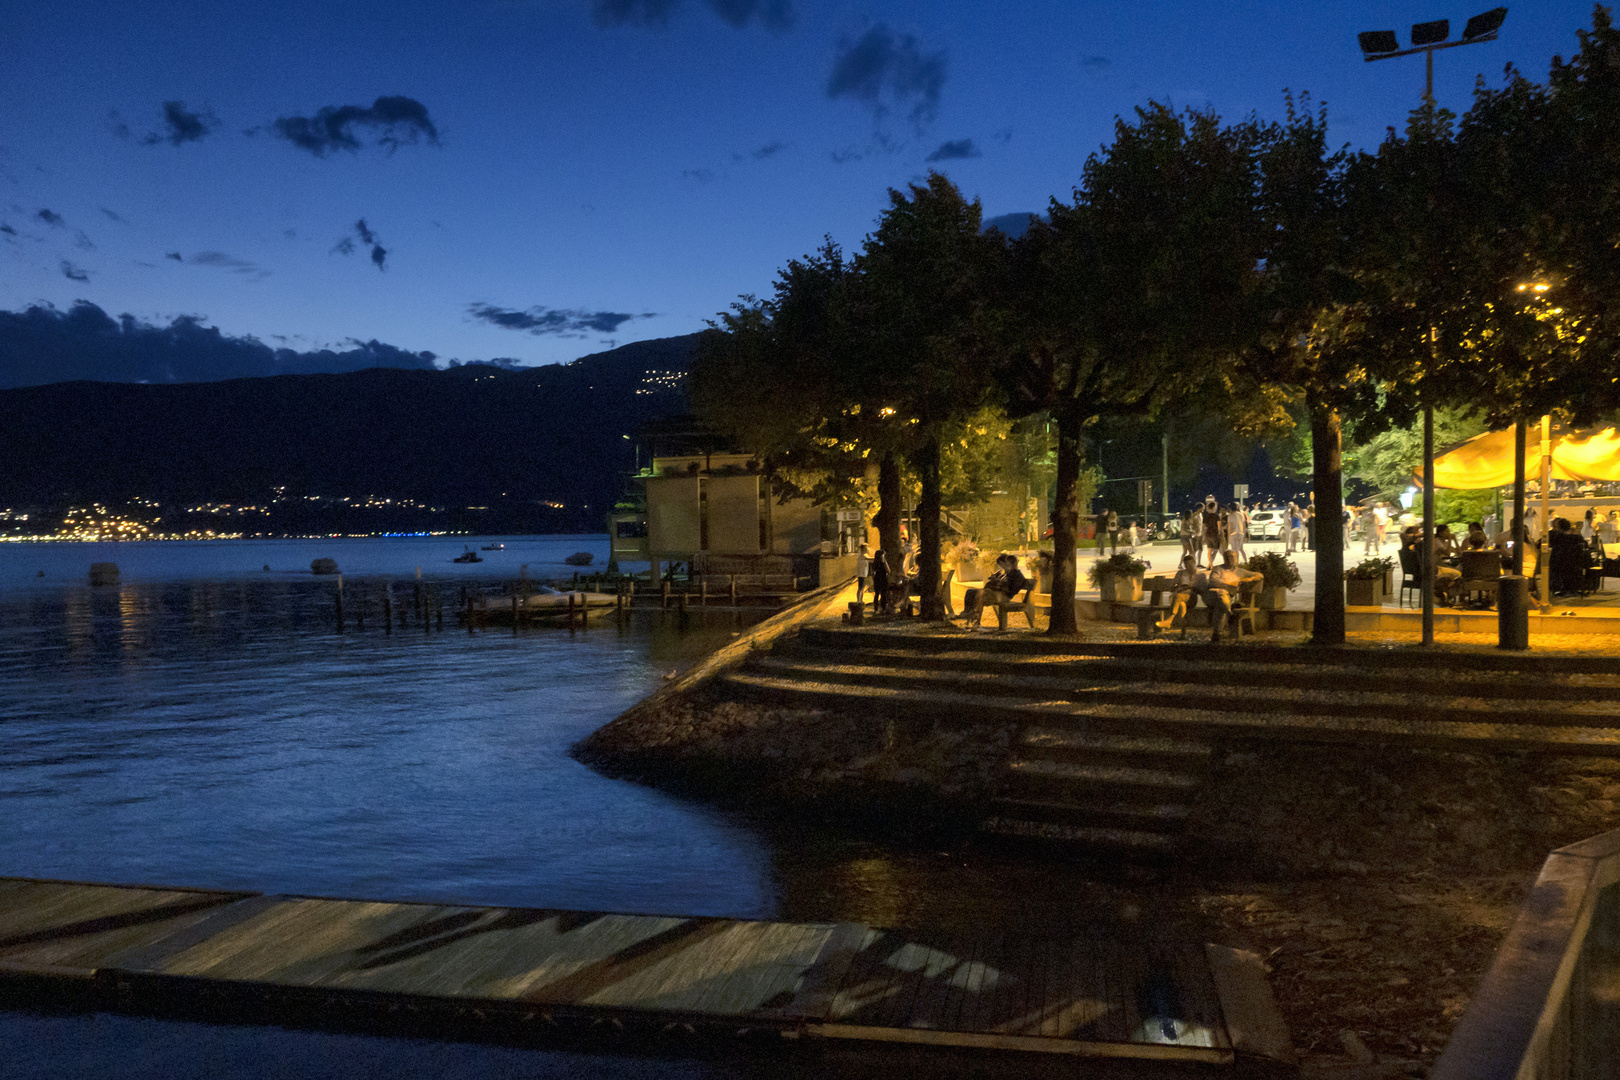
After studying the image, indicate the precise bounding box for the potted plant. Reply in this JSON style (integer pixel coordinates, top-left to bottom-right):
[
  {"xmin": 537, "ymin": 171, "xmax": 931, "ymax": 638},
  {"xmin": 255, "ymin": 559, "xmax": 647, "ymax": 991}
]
[
  {"xmin": 1031, "ymin": 549, "xmax": 1056, "ymax": 594},
  {"xmin": 1344, "ymin": 557, "xmax": 1389, "ymax": 607},
  {"xmin": 1088, "ymin": 552, "xmax": 1149, "ymax": 602},
  {"xmin": 945, "ymin": 539, "xmax": 981, "ymax": 582},
  {"xmin": 1244, "ymin": 551, "xmax": 1301, "ymax": 610}
]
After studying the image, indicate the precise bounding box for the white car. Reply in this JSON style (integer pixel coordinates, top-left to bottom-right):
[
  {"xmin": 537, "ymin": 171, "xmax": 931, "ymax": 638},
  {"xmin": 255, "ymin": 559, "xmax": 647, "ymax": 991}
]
[{"xmin": 1247, "ymin": 509, "xmax": 1287, "ymax": 540}]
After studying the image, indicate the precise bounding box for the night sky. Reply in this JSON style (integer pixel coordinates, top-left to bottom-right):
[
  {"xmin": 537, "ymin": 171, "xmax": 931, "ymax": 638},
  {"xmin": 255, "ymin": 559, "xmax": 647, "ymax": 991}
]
[{"xmin": 0, "ymin": 1, "xmax": 1597, "ymax": 381}]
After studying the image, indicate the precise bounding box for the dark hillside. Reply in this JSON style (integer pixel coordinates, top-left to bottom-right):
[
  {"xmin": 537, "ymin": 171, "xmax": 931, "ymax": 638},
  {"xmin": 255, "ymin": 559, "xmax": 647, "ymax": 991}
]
[{"xmin": 0, "ymin": 333, "xmax": 706, "ymax": 535}]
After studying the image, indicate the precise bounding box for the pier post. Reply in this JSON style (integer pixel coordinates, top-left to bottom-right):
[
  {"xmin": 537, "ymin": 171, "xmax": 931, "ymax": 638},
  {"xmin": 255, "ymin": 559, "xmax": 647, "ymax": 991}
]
[
  {"xmin": 384, "ymin": 592, "xmax": 393, "ymax": 635},
  {"xmin": 662, "ymin": 581, "xmax": 670, "ymax": 609},
  {"xmin": 730, "ymin": 574, "xmax": 737, "ymax": 606},
  {"xmin": 512, "ymin": 594, "xmax": 520, "ymax": 630}
]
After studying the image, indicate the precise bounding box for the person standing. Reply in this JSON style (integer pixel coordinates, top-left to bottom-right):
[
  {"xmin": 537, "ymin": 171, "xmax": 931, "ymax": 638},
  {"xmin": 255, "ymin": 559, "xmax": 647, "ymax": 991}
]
[
  {"xmin": 1183, "ymin": 507, "xmax": 1200, "ymax": 563},
  {"xmin": 1201, "ymin": 496, "xmax": 1224, "ymax": 570},
  {"xmin": 1374, "ymin": 503, "xmax": 1390, "ymax": 551},
  {"xmin": 1362, "ymin": 505, "xmax": 1380, "ymax": 554},
  {"xmin": 1106, "ymin": 509, "xmax": 1120, "ymax": 556},
  {"xmin": 1226, "ymin": 501, "xmax": 1248, "ymax": 563},
  {"xmin": 1094, "ymin": 508, "xmax": 1111, "ymax": 560},
  {"xmin": 855, "ymin": 543, "xmax": 872, "ymax": 608},
  {"xmin": 871, "ymin": 548, "xmax": 889, "ymax": 614},
  {"xmin": 1304, "ymin": 506, "xmax": 1316, "ymax": 551}
]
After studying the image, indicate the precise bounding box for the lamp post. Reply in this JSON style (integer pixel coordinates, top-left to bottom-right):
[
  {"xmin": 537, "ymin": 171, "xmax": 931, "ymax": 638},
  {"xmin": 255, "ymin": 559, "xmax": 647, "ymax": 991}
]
[{"xmin": 1358, "ymin": 7, "xmax": 1508, "ymax": 646}]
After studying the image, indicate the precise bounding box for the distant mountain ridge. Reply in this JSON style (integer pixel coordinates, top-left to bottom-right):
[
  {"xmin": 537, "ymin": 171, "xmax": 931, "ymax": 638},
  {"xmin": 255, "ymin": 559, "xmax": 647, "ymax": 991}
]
[{"xmin": 0, "ymin": 333, "xmax": 707, "ymax": 536}]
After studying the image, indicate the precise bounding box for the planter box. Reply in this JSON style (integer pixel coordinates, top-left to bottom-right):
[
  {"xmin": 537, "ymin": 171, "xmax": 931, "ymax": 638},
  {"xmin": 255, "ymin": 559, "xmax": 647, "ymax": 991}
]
[
  {"xmin": 1346, "ymin": 578, "xmax": 1381, "ymax": 606},
  {"xmin": 1256, "ymin": 587, "xmax": 1289, "ymax": 610},
  {"xmin": 1100, "ymin": 575, "xmax": 1144, "ymax": 603}
]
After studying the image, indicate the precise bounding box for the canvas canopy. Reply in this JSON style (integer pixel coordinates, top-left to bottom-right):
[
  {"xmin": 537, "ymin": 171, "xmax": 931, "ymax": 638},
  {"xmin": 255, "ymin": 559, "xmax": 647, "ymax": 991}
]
[{"xmin": 1427, "ymin": 426, "xmax": 1620, "ymax": 489}]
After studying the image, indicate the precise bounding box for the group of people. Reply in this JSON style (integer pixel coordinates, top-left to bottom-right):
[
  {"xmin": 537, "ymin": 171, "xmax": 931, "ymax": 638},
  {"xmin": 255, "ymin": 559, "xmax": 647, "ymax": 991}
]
[
  {"xmin": 855, "ymin": 542, "xmax": 1032, "ymax": 630},
  {"xmin": 1155, "ymin": 549, "xmax": 1264, "ymax": 643},
  {"xmin": 1176, "ymin": 497, "xmax": 1254, "ymax": 569}
]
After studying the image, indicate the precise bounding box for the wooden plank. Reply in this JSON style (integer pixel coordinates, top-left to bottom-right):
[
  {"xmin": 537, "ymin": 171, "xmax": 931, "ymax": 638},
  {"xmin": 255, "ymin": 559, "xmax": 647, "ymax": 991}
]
[
  {"xmin": 508, "ymin": 914, "xmax": 688, "ymax": 1001},
  {"xmin": 899, "ymin": 934, "xmax": 965, "ymax": 1030},
  {"xmin": 679, "ymin": 921, "xmax": 811, "ymax": 1016},
  {"xmin": 1204, "ymin": 944, "xmax": 1295, "ymax": 1064},
  {"xmin": 322, "ymin": 907, "xmax": 582, "ymax": 998},
  {"xmin": 0, "ymin": 883, "xmax": 248, "ymax": 973},
  {"xmin": 779, "ymin": 922, "xmax": 870, "ymax": 1021},
  {"xmin": 582, "ymin": 918, "xmax": 752, "ymax": 1011},
  {"xmin": 807, "ymin": 1022, "xmax": 1233, "ymax": 1063},
  {"xmin": 937, "ymin": 929, "xmax": 986, "ymax": 1034},
  {"xmin": 827, "ymin": 928, "xmax": 910, "ymax": 1025}
]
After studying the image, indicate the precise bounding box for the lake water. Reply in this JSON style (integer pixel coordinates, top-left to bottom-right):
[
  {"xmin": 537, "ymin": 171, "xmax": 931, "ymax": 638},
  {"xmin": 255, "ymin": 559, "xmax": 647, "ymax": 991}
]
[{"xmin": 1, "ymin": 536, "xmax": 1155, "ymax": 1078}]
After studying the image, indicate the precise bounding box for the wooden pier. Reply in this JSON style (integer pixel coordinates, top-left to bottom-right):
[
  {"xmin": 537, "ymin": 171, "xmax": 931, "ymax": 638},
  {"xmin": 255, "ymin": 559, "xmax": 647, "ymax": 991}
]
[{"xmin": 0, "ymin": 877, "xmax": 1293, "ymax": 1070}]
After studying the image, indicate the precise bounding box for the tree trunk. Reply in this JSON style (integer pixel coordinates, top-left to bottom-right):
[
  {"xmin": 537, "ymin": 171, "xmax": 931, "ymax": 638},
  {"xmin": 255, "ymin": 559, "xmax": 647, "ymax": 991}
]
[
  {"xmin": 873, "ymin": 451, "xmax": 903, "ymax": 611},
  {"xmin": 1047, "ymin": 408, "xmax": 1082, "ymax": 634},
  {"xmin": 915, "ymin": 437, "xmax": 945, "ymax": 620},
  {"xmin": 1308, "ymin": 393, "xmax": 1345, "ymax": 645}
]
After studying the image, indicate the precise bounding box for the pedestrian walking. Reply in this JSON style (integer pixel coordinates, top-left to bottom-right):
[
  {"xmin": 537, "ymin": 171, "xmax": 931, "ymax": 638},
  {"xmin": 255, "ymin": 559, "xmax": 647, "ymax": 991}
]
[{"xmin": 1201, "ymin": 496, "xmax": 1224, "ymax": 569}]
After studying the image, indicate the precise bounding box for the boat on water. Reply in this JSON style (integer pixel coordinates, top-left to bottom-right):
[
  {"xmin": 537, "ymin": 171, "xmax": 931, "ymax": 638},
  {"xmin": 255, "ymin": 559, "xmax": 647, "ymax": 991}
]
[
  {"xmin": 453, "ymin": 548, "xmax": 483, "ymax": 564},
  {"xmin": 481, "ymin": 543, "xmax": 504, "ymax": 551}
]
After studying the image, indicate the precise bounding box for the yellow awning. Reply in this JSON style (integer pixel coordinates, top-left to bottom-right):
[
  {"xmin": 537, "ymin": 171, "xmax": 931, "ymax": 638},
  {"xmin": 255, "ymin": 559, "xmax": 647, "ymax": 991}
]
[{"xmin": 1428, "ymin": 426, "xmax": 1620, "ymax": 489}]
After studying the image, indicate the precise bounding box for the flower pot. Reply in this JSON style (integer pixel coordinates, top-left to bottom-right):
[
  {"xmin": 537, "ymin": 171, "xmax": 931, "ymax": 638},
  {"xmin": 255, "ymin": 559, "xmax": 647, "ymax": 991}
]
[
  {"xmin": 955, "ymin": 559, "xmax": 982, "ymax": 584},
  {"xmin": 1256, "ymin": 587, "xmax": 1288, "ymax": 610},
  {"xmin": 1346, "ymin": 578, "xmax": 1381, "ymax": 606},
  {"xmin": 1100, "ymin": 575, "xmax": 1143, "ymax": 603},
  {"xmin": 1381, "ymin": 570, "xmax": 1393, "ymax": 595}
]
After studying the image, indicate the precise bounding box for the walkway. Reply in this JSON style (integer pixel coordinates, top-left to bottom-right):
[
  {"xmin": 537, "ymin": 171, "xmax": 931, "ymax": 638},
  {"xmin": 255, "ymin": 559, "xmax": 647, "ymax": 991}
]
[{"xmin": 0, "ymin": 876, "xmax": 1293, "ymax": 1068}]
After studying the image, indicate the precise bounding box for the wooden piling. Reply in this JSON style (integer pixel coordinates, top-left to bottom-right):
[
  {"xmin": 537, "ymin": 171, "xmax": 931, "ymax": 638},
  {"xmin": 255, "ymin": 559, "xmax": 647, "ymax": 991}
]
[
  {"xmin": 662, "ymin": 580, "xmax": 671, "ymax": 609},
  {"xmin": 334, "ymin": 588, "xmax": 344, "ymax": 633},
  {"xmin": 384, "ymin": 592, "xmax": 392, "ymax": 635},
  {"xmin": 730, "ymin": 574, "xmax": 737, "ymax": 606}
]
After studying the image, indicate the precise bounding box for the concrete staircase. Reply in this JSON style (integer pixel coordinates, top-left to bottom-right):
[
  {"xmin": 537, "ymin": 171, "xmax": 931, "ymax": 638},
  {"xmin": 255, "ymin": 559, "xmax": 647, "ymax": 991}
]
[{"xmin": 720, "ymin": 627, "xmax": 1620, "ymax": 854}]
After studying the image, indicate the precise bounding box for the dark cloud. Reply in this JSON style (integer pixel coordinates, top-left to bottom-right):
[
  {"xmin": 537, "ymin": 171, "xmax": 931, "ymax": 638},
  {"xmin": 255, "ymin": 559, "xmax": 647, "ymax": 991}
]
[
  {"xmin": 168, "ymin": 251, "xmax": 270, "ymax": 280},
  {"xmin": 829, "ymin": 148, "xmax": 862, "ymax": 164},
  {"xmin": 99, "ymin": 207, "xmax": 127, "ymax": 223},
  {"xmin": 1, "ymin": 224, "xmax": 16, "ymax": 237},
  {"xmin": 270, "ymin": 96, "xmax": 439, "ymax": 157},
  {"xmin": 1082, "ymin": 55, "xmax": 1110, "ymax": 71},
  {"xmin": 36, "ymin": 209, "xmax": 64, "ymax": 227},
  {"xmin": 591, "ymin": 0, "xmax": 792, "ymax": 30},
  {"xmin": 74, "ymin": 230, "xmax": 95, "ymax": 250},
  {"xmin": 826, "ymin": 24, "xmax": 946, "ymax": 128},
  {"xmin": 925, "ymin": 138, "xmax": 980, "ymax": 161},
  {"xmin": 0, "ymin": 301, "xmax": 440, "ymax": 388},
  {"xmin": 144, "ymin": 101, "xmax": 219, "ymax": 146},
  {"xmin": 468, "ymin": 303, "xmax": 656, "ymax": 338},
  {"xmin": 60, "ymin": 261, "xmax": 89, "ymax": 282},
  {"xmin": 752, "ymin": 141, "xmax": 786, "ymax": 159},
  {"xmin": 331, "ymin": 220, "xmax": 387, "ymax": 270}
]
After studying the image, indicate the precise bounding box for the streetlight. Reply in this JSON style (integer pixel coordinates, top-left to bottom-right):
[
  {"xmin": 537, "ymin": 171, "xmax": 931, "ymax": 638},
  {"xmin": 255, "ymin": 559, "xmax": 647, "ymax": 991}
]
[{"xmin": 1357, "ymin": 7, "xmax": 1508, "ymax": 647}]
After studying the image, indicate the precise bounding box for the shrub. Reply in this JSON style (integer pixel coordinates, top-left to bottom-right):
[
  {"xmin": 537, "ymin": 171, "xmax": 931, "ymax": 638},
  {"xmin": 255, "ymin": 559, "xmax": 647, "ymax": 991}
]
[
  {"xmin": 1244, "ymin": 551, "xmax": 1301, "ymax": 591},
  {"xmin": 1087, "ymin": 551, "xmax": 1149, "ymax": 587},
  {"xmin": 1345, "ymin": 556, "xmax": 1394, "ymax": 581}
]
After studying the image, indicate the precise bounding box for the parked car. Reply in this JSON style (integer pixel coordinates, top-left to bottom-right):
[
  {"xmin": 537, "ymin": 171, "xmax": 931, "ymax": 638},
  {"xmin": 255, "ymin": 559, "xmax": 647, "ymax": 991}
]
[{"xmin": 1247, "ymin": 509, "xmax": 1287, "ymax": 541}]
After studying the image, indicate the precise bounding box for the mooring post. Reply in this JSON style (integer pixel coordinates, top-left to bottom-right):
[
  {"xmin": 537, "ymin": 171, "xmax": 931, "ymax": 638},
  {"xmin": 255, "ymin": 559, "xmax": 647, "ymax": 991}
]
[
  {"xmin": 334, "ymin": 585, "xmax": 344, "ymax": 633},
  {"xmin": 729, "ymin": 574, "xmax": 737, "ymax": 606},
  {"xmin": 384, "ymin": 592, "xmax": 393, "ymax": 635},
  {"xmin": 662, "ymin": 580, "xmax": 670, "ymax": 609}
]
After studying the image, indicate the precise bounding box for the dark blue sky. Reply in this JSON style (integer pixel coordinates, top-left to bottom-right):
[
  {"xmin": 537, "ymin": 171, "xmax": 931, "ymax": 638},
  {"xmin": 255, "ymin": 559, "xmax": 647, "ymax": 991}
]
[{"xmin": 0, "ymin": 1, "xmax": 1596, "ymax": 374}]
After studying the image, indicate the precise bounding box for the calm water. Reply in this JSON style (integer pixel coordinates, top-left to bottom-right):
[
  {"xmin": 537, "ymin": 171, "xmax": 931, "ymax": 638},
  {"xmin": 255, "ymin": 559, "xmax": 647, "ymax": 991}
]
[{"xmin": 1, "ymin": 536, "xmax": 1155, "ymax": 1078}]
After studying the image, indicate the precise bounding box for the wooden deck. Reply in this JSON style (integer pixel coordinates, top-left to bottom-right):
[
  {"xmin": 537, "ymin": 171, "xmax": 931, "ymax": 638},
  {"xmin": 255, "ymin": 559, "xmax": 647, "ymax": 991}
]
[{"xmin": 0, "ymin": 877, "xmax": 1293, "ymax": 1068}]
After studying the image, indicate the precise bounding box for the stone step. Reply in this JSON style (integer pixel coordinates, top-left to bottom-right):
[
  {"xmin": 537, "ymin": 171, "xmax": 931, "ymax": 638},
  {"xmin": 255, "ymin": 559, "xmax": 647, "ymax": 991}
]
[
  {"xmin": 718, "ymin": 671, "xmax": 1620, "ymax": 754},
  {"xmin": 740, "ymin": 657, "xmax": 1620, "ymax": 729},
  {"xmin": 987, "ymin": 796, "xmax": 1191, "ymax": 833},
  {"xmin": 775, "ymin": 644, "xmax": 1620, "ymax": 698},
  {"xmin": 1017, "ymin": 731, "xmax": 1211, "ymax": 764},
  {"xmin": 794, "ymin": 626, "xmax": 1620, "ymax": 677},
  {"xmin": 1002, "ymin": 758, "xmax": 1204, "ymax": 797},
  {"xmin": 976, "ymin": 817, "xmax": 1182, "ymax": 853}
]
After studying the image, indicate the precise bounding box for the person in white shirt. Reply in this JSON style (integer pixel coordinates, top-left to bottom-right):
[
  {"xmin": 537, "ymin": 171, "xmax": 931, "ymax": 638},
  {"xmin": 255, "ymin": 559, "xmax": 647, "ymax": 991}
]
[
  {"xmin": 855, "ymin": 544, "xmax": 872, "ymax": 608},
  {"xmin": 1602, "ymin": 511, "xmax": 1620, "ymax": 545},
  {"xmin": 1203, "ymin": 550, "xmax": 1263, "ymax": 643},
  {"xmin": 1226, "ymin": 502, "xmax": 1248, "ymax": 562},
  {"xmin": 1155, "ymin": 555, "xmax": 1206, "ymax": 633}
]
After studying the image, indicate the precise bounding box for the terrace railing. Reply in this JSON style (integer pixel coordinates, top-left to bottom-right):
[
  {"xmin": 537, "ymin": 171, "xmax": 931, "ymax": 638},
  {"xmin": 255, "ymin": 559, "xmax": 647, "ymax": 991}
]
[{"xmin": 1432, "ymin": 827, "xmax": 1620, "ymax": 1080}]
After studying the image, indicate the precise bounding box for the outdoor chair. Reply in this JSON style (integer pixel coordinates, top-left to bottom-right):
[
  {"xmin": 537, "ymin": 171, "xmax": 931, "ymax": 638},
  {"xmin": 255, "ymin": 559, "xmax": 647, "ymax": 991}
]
[
  {"xmin": 1397, "ymin": 546, "xmax": 1421, "ymax": 608},
  {"xmin": 1457, "ymin": 550, "xmax": 1502, "ymax": 608}
]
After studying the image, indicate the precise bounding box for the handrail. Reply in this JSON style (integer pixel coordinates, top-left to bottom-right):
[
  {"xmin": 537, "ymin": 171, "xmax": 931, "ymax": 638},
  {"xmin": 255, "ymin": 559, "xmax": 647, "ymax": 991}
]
[{"xmin": 1431, "ymin": 827, "xmax": 1620, "ymax": 1080}]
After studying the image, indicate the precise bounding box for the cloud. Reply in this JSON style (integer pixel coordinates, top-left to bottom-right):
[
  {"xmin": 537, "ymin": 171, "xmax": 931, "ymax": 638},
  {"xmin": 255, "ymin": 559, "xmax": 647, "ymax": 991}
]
[
  {"xmin": 37, "ymin": 208, "xmax": 64, "ymax": 227},
  {"xmin": 590, "ymin": 0, "xmax": 792, "ymax": 30},
  {"xmin": 752, "ymin": 140, "xmax": 786, "ymax": 159},
  {"xmin": 74, "ymin": 230, "xmax": 95, "ymax": 250},
  {"xmin": 1082, "ymin": 55, "xmax": 1110, "ymax": 71},
  {"xmin": 0, "ymin": 301, "xmax": 443, "ymax": 388},
  {"xmin": 829, "ymin": 148, "xmax": 862, "ymax": 164},
  {"xmin": 99, "ymin": 207, "xmax": 127, "ymax": 223},
  {"xmin": 925, "ymin": 138, "xmax": 980, "ymax": 162},
  {"xmin": 1, "ymin": 224, "xmax": 16, "ymax": 237},
  {"xmin": 331, "ymin": 219, "xmax": 387, "ymax": 270},
  {"xmin": 168, "ymin": 251, "xmax": 270, "ymax": 280},
  {"xmin": 144, "ymin": 101, "xmax": 219, "ymax": 146},
  {"xmin": 827, "ymin": 24, "xmax": 946, "ymax": 128},
  {"xmin": 681, "ymin": 167, "xmax": 714, "ymax": 183},
  {"xmin": 269, "ymin": 96, "xmax": 439, "ymax": 157},
  {"xmin": 60, "ymin": 261, "xmax": 89, "ymax": 282},
  {"xmin": 468, "ymin": 302, "xmax": 656, "ymax": 338}
]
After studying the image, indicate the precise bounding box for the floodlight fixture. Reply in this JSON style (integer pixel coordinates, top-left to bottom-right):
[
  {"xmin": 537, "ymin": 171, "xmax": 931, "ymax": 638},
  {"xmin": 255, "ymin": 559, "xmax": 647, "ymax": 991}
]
[
  {"xmin": 1411, "ymin": 19, "xmax": 1450, "ymax": 46},
  {"xmin": 1359, "ymin": 8, "xmax": 1507, "ymax": 61},
  {"xmin": 1463, "ymin": 7, "xmax": 1508, "ymax": 40},
  {"xmin": 1359, "ymin": 29, "xmax": 1400, "ymax": 56}
]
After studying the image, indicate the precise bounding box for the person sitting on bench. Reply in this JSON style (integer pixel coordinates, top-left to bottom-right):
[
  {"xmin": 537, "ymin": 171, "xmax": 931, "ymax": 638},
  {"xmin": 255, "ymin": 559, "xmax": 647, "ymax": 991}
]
[
  {"xmin": 963, "ymin": 553, "xmax": 1030, "ymax": 632},
  {"xmin": 1155, "ymin": 554, "xmax": 1206, "ymax": 632},
  {"xmin": 1202, "ymin": 550, "xmax": 1263, "ymax": 643}
]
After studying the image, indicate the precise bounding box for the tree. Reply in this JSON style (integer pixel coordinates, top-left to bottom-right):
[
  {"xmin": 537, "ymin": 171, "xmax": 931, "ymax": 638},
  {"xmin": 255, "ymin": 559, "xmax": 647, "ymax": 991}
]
[
  {"xmin": 1000, "ymin": 104, "xmax": 1266, "ymax": 633},
  {"xmin": 846, "ymin": 173, "xmax": 1008, "ymax": 618}
]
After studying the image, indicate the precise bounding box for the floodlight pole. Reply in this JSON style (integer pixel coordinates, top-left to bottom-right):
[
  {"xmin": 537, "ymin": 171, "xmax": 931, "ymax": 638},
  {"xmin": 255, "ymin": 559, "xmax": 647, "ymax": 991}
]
[{"xmin": 1360, "ymin": 12, "xmax": 1504, "ymax": 646}]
